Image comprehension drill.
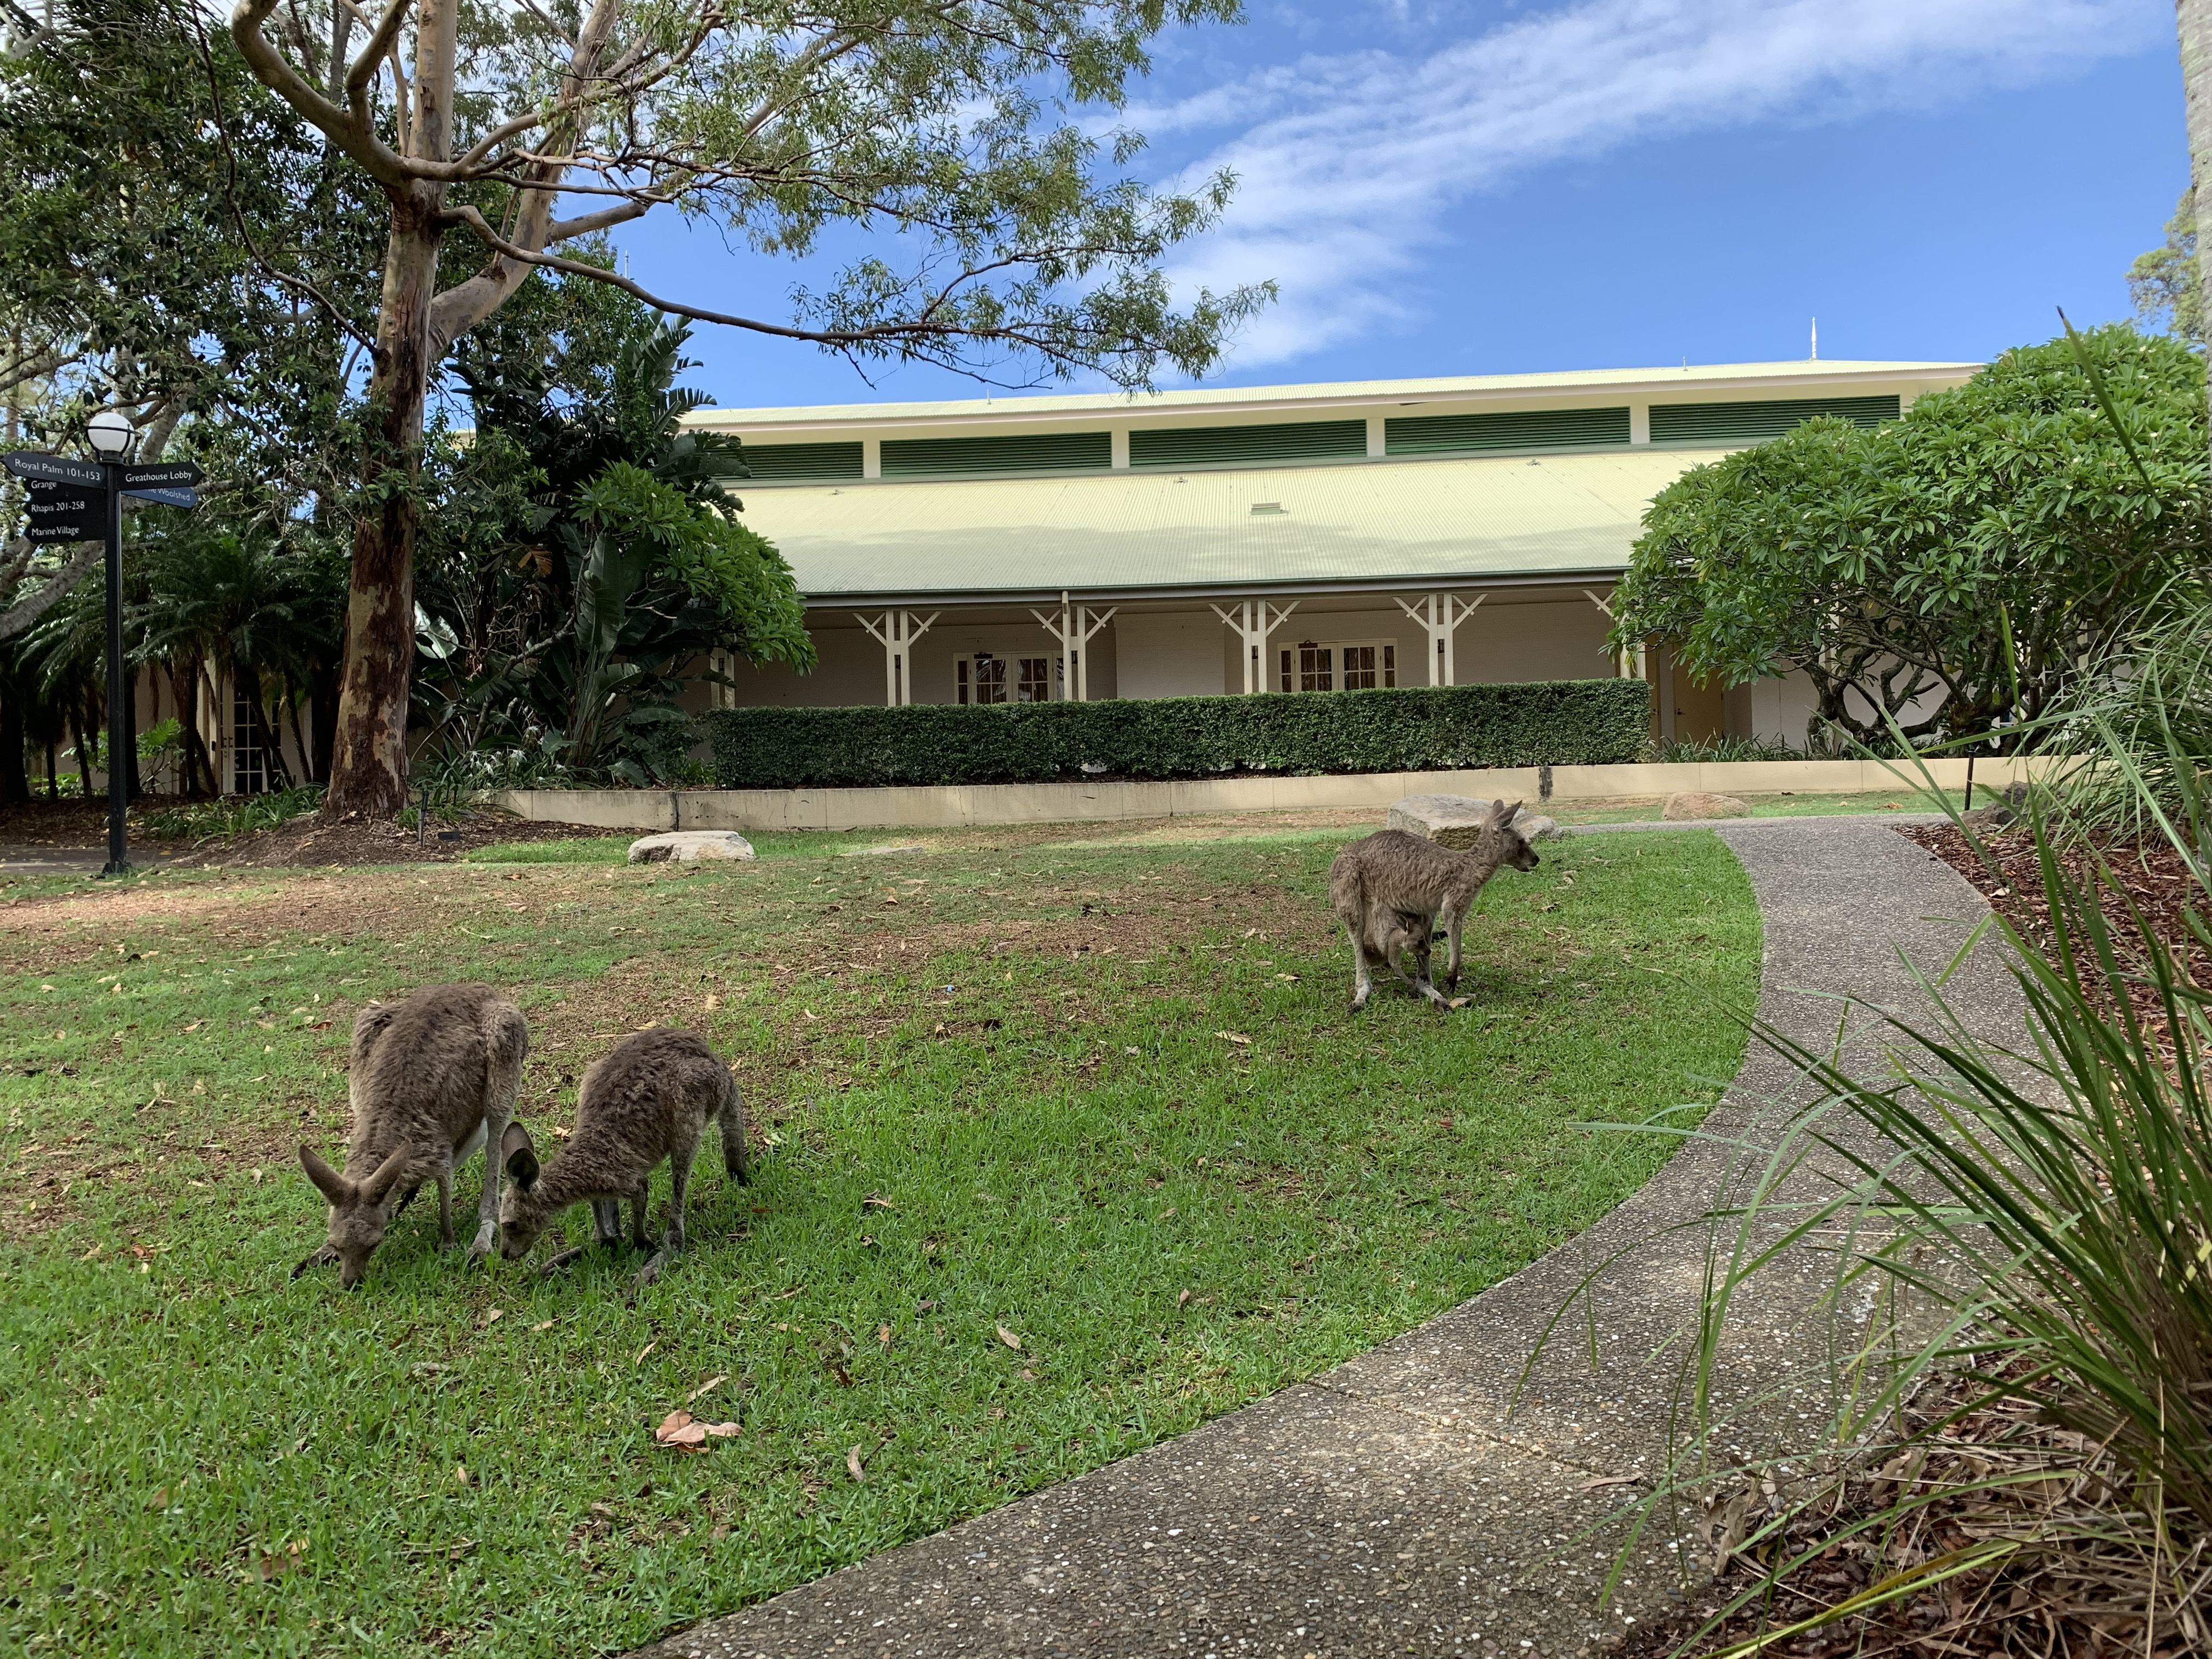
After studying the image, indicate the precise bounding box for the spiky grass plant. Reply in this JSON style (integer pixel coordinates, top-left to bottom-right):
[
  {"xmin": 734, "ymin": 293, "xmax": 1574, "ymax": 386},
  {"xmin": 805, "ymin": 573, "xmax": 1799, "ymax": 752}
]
[{"xmin": 1588, "ymin": 731, "xmax": 2212, "ymax": 1654}]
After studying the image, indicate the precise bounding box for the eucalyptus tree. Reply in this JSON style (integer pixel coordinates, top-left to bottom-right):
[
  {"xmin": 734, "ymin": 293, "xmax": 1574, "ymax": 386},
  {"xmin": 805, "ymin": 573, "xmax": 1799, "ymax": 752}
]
[
  {"xmin": 2182, "ymin": 0, "xmax": 2212, "ymax": 462},
  {"xmin": 227, "ymin": 0, "xmax": 1270, "ymax": 817}
]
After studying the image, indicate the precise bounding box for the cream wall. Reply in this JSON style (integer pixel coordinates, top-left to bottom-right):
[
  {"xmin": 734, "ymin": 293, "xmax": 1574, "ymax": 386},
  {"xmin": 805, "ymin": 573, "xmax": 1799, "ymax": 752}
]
[{"xmin": 1119, "ymin": 611, "xmax": 1226, "ymax": 699}]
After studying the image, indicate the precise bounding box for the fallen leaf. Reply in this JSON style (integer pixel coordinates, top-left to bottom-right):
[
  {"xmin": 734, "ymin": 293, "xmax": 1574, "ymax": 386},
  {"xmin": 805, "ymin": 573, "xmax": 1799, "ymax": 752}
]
[
  {"xmin": 1275, "ymin": 973, "xmax": 1300, "ymax": 982},
  {"xmin": 1242, "ymin": 927, "xmax": 1257, "ymax": 938},
  {"xmin": 1215, "ymin": 1031, "xmax": 1251, "ymax": 1046},
  {"xmin": 861, "ymin": 1194, "xmax": 895, "ymax": 1210},
  {"xmin": 656, "ymin": 1411, "xmax": 708, "ymax": 1447},
  {"xmin": 182, "ymin": 1020, "xmax": 202, "ymax": 1032},
  {"xmin": 634, "ymin": 1340, "xmax": 657, "ymax": 1366},
  {"xmin": 703, "ymin": 994, "xmax": 720, "ymax": 1011},
  {"xmin": 803, "ymin": 1008, "xmax": 817, "ymax": 1022},
  {"xmin": 686, "ymin": 1373, "xmax": 728, "ymax": 1405},
  {"xmin": 482, "ymin": 1308, "xmax": 502, "ymax": 1325},
  {"xmin": 770, "ymin": 1285, "xmax": 803, "ymax": 1300},
  {"xmin": 530, "ymin": 1319, "xmax": 555, "ymax": 1333},
  {"xmin": 1447, "ymin": 996, "xmax": 1472, "ymax": 1010},
  {"xmin": 876, "ymin": 1323, "xmax": 893, "ymax": 1348},
  {"xmin": 995, "ymin": 1325, "xmax": 1023, "ymax": 1351},
  {"xmin": 454, "ymin": 1463, "xmax": 474, "ymax": 1487},
  {"xmin": 846, "ymin": 1445, "xmax": 866, "ymax": 1482},
  {"xmin": 1177, "ymin": 1289, "xmax": 1192, "ymax": 1308}
]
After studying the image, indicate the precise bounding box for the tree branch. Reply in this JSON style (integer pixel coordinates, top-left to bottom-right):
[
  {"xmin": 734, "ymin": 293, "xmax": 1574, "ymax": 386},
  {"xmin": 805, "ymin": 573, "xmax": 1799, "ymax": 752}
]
[
  {"xmin": 545, "ymin": 200, "xmax": 651, "ymax": 242},
  {"xmin": 0, "ymin": 541, "xmax": 99, "ymax": 642},
  {"xmin": 231, "ymin": 0, "xmax": 410, "ymax": 187}
]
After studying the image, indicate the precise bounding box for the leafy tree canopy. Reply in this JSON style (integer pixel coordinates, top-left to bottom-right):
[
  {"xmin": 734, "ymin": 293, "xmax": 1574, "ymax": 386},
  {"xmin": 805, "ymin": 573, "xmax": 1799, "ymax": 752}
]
[
  {"xmin": 1610, "ymin": 326, "xmax": 2209, "ymax": 747},
  {"xmin": 2131, "ymin": 190, "xmax": 2204, "ymax": 346},
  {"xmin": 416, "ymin": 285, "xmax": 812, "ymax": 786}
]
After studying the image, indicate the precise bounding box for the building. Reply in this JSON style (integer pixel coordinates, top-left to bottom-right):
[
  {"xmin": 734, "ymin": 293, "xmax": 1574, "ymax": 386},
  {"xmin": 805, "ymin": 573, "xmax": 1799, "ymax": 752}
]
[{"xmin": 690, "ymin": 358, "xmax": 1976, "ymax": 746}]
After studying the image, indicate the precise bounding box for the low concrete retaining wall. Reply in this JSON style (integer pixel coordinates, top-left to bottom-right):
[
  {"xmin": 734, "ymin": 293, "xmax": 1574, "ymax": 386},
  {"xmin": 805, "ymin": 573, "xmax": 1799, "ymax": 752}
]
[{"xmin": 491, "ymin": 755, "xmax": 2051, "ymax": 834}]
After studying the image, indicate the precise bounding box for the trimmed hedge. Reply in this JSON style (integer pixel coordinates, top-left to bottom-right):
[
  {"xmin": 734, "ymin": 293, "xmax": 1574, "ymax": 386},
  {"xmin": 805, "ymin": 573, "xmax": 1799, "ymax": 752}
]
[{"xmin": 704, "ymin": 680, "xmax": 1650, "ymax": 790}]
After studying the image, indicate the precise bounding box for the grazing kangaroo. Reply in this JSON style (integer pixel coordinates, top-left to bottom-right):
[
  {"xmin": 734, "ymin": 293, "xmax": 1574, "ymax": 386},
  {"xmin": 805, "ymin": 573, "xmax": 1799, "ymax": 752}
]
[
  {"xmin": 1329, "ymin": 800, "xmax": 1542, "ymax": 1010},
  {"xmin": 498, "ymin": 1026, "xmax": 748, "ymax": 1284},
  {"xmin": 297, "ymin": 983, "xmax": 529, "ymax": 1287}
]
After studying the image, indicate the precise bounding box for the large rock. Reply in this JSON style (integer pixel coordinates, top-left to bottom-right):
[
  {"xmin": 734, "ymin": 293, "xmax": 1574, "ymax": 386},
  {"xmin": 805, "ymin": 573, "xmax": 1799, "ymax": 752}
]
[
  {"xmin": 1387, "ymin": 793, "xmax": 1561, "ymax": 847},
  {"xmin": 1661, "ymin": 791, "xmax": 1750, "ymax": 821},
  {"xmin": 627, "ymin": 830, "xmax": 756, "ymax": 864}
]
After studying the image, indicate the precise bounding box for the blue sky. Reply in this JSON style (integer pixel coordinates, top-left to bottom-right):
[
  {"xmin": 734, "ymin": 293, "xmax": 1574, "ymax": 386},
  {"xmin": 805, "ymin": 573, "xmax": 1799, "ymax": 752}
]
[{"xmin": 612, "ymin": 0, "xmax": 2189, "ymax": 411}]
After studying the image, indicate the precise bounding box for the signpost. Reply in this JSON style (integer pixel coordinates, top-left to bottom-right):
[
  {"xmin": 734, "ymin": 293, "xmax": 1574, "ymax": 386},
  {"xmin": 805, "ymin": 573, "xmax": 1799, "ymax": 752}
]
[{"xmin": 5, "ymin": 443, "xmax": 203, "ymax": 877}]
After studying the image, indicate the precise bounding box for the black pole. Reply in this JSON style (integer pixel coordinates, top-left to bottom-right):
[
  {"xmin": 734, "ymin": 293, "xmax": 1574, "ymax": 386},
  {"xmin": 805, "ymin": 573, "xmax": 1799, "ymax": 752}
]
[{"xmin": 99, "ymin": 462, "xmax": 129, "ymax": 878}]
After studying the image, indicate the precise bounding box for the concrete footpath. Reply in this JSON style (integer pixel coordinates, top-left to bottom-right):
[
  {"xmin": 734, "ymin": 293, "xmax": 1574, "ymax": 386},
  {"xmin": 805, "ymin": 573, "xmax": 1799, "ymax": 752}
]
[{"xmin": 641, "ymin": 819, "xmax": 2025, "ymax": 1659}]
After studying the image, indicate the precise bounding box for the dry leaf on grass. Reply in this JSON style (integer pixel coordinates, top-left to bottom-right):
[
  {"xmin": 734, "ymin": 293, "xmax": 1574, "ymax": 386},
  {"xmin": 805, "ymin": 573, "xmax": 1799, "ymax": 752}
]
[
  {"xmin": 1177, "ymin": 1289, "xmax": 1192, "ymax": 1308},
  {"xmin": 995, "ymin": 1325, "xmax": 1023, "ymax": 1351},
  {"xmin": 685, "ymin": 1373, "xmax": 728, "ymax": 1405},
  {"xmin": 1215, "ymin": 1031, "xmax": 1251, "ymax": 1046},
  {"xmin": 846, "ymin": 1445, "xmax": 866, "ymax": 1482},
  {"xmin": 876, "ymin": 1323, "xmax": 892, "ymax": 1350},
  {"xmin": 654, "ymin": 1410, "xmax": 740, "ymax": 1448}
]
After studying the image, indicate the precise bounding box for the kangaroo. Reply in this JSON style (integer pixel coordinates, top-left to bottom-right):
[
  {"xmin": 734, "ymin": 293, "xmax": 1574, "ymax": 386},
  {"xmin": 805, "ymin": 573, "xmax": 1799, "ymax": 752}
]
[
  {"xmin": 1328, "ymin": 800, "xmax": 1542, "ymax": 1010},
  {"xmin": 498, "ymin": 1026, "xmax": 748, "ymax": 1284},
  {"xmin": 296, "ymin": 983, "xmax": 529, "ymax": 1288}
]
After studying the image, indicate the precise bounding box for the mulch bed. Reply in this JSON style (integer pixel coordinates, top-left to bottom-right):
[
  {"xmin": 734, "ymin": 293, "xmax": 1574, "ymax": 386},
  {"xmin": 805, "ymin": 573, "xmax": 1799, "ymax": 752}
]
[
  {"xmin": 0, "ymin": 796, "xmax": 614, "ymax": 868},
  {"xmin": 1614, "ymin": 1384, "xmax": 2205, "ymax": 1657}
]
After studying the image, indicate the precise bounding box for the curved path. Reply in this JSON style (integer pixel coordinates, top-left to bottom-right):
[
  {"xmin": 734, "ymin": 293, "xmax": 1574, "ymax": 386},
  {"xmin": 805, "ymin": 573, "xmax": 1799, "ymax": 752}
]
[{"xmin": 644, "ymin": 820, "xmax": 2025, "ymax": 1659}]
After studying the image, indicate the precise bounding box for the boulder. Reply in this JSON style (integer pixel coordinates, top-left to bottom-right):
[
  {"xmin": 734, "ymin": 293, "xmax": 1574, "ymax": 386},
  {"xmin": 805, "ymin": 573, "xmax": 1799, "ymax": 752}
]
[
  {"xmin": 1387, "ymin": 793, "xmax": 1562, "ymax": 847},
  {"xmin": 1661, "ymin": 792, "xmax": 1750, "ymax": 821},
  {"xmin": 627, "ymin": 830, "xmax": 756, "ymax": 864}
]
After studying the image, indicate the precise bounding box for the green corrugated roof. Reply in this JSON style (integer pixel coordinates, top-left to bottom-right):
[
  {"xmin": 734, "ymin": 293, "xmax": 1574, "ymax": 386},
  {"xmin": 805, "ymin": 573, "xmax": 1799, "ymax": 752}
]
[
  {"xmin": 684, "ymin": 360, "xmax": 1976, "ymax": 431},
  {"xmin": 736, "ymin": 448, "xmax": 1710, "ymax": 599}
]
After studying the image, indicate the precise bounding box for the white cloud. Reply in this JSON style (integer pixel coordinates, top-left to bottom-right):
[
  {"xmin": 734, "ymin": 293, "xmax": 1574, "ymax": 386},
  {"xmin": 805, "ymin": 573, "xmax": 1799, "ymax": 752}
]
[{"xmin": 1152, "ymin": 0, "xmax": 2167, "ymax": 365}]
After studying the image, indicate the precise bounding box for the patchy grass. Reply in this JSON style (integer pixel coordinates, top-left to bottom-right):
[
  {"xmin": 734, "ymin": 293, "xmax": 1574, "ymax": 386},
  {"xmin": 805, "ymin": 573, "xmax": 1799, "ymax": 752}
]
[{"xmin": 0, "ymin": 827, "xmax": 1758, "ymax": 1657}]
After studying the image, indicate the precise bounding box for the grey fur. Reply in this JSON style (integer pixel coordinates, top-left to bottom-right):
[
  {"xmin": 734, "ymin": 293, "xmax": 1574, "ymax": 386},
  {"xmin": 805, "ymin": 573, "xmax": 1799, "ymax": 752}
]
[
  {"xmin": 498, "ymin": 1026, "xmax": 748, "ymax": 1282},
  {"xmin": 297, "ymin": 983, "xmax": 529, "ymax": 1288},
  {"xmin": 1328, "ymin": 801, "xmax": 1541, "ymax": 1010}
]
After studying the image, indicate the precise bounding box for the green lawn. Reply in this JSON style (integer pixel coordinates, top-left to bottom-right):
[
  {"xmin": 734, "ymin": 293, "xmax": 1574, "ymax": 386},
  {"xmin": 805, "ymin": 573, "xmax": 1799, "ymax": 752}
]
[{"xmin": 0, "ymin": 826, "xmax": 1758, "ymax": 1657}]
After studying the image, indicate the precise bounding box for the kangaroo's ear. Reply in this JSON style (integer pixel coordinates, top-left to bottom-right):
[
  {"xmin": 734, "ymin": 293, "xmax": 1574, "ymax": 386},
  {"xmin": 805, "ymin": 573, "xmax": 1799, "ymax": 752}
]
[
  {"xmin": 502, "ymin": 1122, "xmax": 540, "ymax": 1193},
  {"xmin": 1489, "ymin": 798, "xmax": 1522, "ymax": 826},
  {"xmin": 300, "ymin": 1144, "xmax": 353, "ymax": 1206},
  {"xmin": 361, "ymin": 1142, "xmax": 415, "ymax": 1207}
]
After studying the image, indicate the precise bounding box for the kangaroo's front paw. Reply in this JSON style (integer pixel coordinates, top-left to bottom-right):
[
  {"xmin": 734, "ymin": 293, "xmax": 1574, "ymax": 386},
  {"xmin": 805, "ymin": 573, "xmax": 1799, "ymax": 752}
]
[
  {"xmin": 633, "ymin": 1251, "xmax": 668, "ymax": 1289},
  {"xmin": 290, "ymin": 1244, "xmax": 338, "ymax": 1280},
  {"xmin": 539, "ymin": 1245, "xmax": 590, "ymax": 1276}
]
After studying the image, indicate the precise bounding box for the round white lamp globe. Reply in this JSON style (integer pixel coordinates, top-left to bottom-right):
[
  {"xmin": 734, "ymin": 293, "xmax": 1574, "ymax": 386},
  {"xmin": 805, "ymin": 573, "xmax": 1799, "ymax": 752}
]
[{"xmin": 86, "ymin": 408, "xmax": 134, "ymax": 460}]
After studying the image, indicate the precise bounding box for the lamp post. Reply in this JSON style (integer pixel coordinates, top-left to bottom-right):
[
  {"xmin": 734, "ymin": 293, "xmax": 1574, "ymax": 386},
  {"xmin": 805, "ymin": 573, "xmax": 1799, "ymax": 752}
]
[
  {"xmin": 85, "ymin": 410, "xmax": 136, "ymax": 878},
  {"xmin": 4, "ymin": 426, "xmax": 200, "ymax": 881}
]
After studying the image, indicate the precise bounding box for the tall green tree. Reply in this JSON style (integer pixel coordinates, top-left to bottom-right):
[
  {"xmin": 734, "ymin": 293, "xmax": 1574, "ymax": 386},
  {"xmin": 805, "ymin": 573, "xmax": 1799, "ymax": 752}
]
[
  {"xmin": 227, "ymin": 0, "xmax": 1273, "ymax": 818},
  {"xmin": 2130, "ymin": 191, "xmax": 2203, "ymax": 346},
  {"xmin": 0, "ymin": 0, "xmax": 380, "ymax": 640},
  {"xmin": 417, "ymin": 299, "xmax": 811, "ymax": 783},
  {"xmin": 1611, "ymin": 328, "xmax": 2209, "ymax": 746}
]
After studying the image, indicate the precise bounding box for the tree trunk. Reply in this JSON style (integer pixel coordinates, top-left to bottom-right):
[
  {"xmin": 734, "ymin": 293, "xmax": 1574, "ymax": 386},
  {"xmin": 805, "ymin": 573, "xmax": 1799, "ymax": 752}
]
[
  {"xmin": 0, "ymin": 681, "xmax": 27, "ymax": 806},
  {"xmin": 171, "ymin": 660, "xmax": 213, "ymax": 797},
  {"xmin": 2182, "ymin": 0, "xmax": 2212, "ymax": 469},
  {"xmin": 121, "ymin": 662, "xmax": 140, "ymax": 802},
  {"xmin": 308, "ymin": 654, "xmax": 339, "ymax": 785},
  {"xmin": 70, "ymin": 697, "xmax": 92, "ymax": 799},
  {"xmin": 44, "ymin": 736, "xmax": 57, "ymax": 800},
  {"xmin": 320, "ymin": 207, "xmax": 443, "ymax": 820}
]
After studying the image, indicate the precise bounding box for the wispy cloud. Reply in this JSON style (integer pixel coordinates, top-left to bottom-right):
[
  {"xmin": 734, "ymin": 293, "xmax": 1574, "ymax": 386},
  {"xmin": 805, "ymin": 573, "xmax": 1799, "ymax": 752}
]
[{"xmin": 1150, "ymin": 0, "xmax": 2166, "ymax": 365}]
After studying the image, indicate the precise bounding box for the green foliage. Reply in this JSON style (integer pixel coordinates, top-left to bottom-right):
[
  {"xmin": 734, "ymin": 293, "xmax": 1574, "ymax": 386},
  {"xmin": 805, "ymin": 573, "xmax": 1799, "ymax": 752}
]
[
  {"xmin": 1612, "ymin": 326, "xmax": 2209, "ymax": 747},
  {"xmin": 706, "ymin": 680, "xmax": 1650, "ymax": 790},
  {"xmin": 2049, "ymin": 584, "xmax": 2212, "ymax": 839},
  {"xmin": 2129, "ymin": 190, "xmax": 2203, "ymax": 346},
  {"xmin": 139, "ymin": 784, "xmax": 322, "ymax": 840},
  {"xmin": 416, "ymin": 304, "xmax": 812, "ymax": 785}
]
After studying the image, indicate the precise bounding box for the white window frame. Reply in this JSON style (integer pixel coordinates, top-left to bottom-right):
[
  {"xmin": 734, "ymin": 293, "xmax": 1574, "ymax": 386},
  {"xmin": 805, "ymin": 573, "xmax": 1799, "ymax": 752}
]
[{"xmin": 1277, "ymin": 638, "xmax": 1397, "ymax": 693}]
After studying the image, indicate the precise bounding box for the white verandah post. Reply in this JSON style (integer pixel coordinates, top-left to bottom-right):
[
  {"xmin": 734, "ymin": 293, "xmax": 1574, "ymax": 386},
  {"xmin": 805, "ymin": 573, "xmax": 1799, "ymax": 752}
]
[
  {"xmin": 1210, "ymin": 598, "xmax": 1298, "ymax": 693},
  {"xmin": 856, "ymin": 610, "xmax": 938, "ymax": 706},
  {"xmin": 1395, "ymin": 592, "xmax": 1483, "ymax": 686},
  {"xmin": 1030, "ymin": 592, "xmax": 1120, "ymax": 701}
]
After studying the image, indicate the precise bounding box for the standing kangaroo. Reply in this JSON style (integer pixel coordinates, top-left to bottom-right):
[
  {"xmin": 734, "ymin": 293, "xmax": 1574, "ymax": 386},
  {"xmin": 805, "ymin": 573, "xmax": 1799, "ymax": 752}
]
[
  {"xmin": 1328, "ymin": 800, "xmax": 1542, "ymax": 1010},
  {"xmin": 296, "ymin": 984, "xmax": 529, "ymax": 1287},
  {"xmin": 498, "ymin": 1026, "xmax": 748, "ymax": 1284}
]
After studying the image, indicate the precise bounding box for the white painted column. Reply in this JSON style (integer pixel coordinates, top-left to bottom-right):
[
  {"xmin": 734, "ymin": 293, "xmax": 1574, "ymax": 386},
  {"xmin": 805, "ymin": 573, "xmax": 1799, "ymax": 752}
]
[
  {"xmin": 862, "ymin": 438, "xmax": 883, "ymax": 480},
  {"xmin": 1110, "ymin": 429, "xmax": 1130, "ymax": 469},
  {"xmin": 1628, "ymin": 404, "xmax": 1650, "ymax": 445},
  {"xmin": 857, "ymin": 610, "xmax": 936, "ymax": 706},
  {"xmin": 1395, "ymin": 592, "xmax": 1483, "ymax": 686},
  {"xmin": 1031, "ymin": 595, "xmax": 1119, "ymax": 700},
  {"xmin": 1210, "ymin": 599, "xmax": 1298, "ymax": 693},
  {"xmin": 1365, "ymin": 414, "xmax": 1386, "ymax": 458}
]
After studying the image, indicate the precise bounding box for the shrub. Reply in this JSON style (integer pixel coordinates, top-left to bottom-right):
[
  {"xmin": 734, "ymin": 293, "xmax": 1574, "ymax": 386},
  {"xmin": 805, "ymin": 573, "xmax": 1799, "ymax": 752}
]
[{"xmin": 704, "ymin": 680, "xmax": 1650, "ymax": 790}]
